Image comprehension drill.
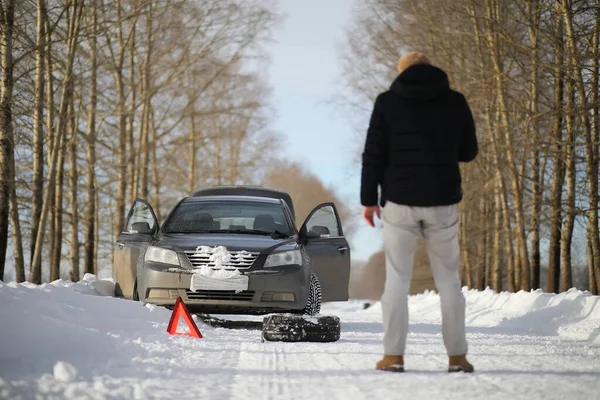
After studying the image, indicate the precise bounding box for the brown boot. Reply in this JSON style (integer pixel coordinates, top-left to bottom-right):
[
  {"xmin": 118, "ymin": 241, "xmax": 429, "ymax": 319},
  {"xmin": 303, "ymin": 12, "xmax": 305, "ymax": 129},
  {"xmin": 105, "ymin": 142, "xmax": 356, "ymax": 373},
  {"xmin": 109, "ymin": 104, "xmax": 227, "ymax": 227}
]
[
  {"xmin": 448, "ymin": 355, "xmax": 474, "ymax": 373},
  {"xmin": 376, "ymin": 355, "xmax": 404, "ymax": 372}
]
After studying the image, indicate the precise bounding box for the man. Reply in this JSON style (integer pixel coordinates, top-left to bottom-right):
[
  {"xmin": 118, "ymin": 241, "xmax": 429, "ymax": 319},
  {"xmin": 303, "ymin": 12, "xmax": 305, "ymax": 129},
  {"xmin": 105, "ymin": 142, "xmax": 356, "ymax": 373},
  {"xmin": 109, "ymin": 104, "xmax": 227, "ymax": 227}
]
[{"xmin": 360, "ymin": 51, "xmax": 478, "ymax": 373}]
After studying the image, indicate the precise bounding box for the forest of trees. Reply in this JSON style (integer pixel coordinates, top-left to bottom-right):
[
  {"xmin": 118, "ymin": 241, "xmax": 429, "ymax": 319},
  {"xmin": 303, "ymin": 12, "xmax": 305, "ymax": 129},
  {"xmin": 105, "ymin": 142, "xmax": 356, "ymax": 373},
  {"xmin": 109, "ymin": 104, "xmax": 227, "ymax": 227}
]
[
  {"xmin": 0, "ymin": 0, "xmax": 282, "ymax": 283},
  {"xmin": 344, "ymin": 0, "xmax": 600, "ymax": 294}
]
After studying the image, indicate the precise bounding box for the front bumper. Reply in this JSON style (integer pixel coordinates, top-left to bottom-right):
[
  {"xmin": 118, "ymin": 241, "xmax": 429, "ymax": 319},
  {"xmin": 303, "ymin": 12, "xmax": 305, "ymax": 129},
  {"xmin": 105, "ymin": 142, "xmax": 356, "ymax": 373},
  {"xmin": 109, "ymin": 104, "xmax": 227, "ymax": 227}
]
[{"xmin": 138, "ymin": 262, "xmax": 310, "ymax": 314}]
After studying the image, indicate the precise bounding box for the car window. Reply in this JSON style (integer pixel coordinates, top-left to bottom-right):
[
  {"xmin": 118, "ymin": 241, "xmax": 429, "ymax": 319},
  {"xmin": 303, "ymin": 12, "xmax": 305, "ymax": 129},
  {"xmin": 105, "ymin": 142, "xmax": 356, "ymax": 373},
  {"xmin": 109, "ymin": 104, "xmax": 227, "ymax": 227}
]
[
  {"xmin": 305, "ymin": 205, "xmax": 340, "ymax": 237},
  {"xmin": 163, "ymin": 201, "xmax": 292, "ymax": 235},
  {"xmin": 126, "ymin": 201, "xmax": 157, "ymax": 233}
]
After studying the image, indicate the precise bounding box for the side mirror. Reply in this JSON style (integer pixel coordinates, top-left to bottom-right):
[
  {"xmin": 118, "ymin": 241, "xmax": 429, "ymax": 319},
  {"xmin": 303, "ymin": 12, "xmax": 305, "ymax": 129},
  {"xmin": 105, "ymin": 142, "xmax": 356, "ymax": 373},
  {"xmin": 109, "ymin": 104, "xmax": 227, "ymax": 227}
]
[
  {"xmin": 130, "ymin": 221, "xmax": 153, "ymax": 235},
  {"xmin": 305, "ymin": 225, "xmax": 331, "ymax": 239}
]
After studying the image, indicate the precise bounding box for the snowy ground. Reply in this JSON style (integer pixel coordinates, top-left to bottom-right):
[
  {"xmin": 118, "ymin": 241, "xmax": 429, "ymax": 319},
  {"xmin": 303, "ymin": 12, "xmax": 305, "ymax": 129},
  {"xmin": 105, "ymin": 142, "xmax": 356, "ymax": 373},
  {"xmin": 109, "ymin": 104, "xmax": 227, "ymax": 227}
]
[{"xmin": 1, "ymin": 275, "xmax": 599, "ymax": 400}]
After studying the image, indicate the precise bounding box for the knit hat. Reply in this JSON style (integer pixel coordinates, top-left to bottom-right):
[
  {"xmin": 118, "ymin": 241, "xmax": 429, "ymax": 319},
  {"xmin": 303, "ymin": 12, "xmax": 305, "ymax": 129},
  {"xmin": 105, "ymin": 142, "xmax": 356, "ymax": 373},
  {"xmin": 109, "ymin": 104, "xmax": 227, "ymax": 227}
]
[{"xmin": 397, "ymin": 51, "xmax": 431, "ymax": 73}]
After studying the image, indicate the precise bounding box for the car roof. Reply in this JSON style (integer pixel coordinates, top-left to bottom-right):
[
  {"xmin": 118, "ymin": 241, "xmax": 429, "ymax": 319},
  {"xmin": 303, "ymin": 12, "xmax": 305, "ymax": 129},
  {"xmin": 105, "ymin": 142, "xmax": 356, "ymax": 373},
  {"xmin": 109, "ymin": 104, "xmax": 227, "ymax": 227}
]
[
  {"xmin": 191, "ymin": 186, "xmax": 295, "ymax": 220},
  {"xmin": 192, "ymin": 185, "xmax": 288, "ymax": 196},
  {"xmin": 182, "ymin": 195, "xmax": 281, "ymax": 205}
]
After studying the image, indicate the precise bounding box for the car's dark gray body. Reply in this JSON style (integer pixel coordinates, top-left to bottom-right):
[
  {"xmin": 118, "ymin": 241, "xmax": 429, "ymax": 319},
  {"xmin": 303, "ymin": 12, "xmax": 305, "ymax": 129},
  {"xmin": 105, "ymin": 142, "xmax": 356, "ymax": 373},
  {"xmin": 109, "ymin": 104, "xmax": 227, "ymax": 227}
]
[{"xmin": 112, "ymin": 187, "xmax": 351, "ymax": 314}]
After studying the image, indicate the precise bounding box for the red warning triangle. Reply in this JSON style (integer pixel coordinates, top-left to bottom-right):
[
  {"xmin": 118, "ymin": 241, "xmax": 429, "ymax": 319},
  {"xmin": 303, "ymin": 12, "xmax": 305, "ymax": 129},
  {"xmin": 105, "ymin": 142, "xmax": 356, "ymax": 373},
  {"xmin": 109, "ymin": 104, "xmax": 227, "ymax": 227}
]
[{"xmin": 166, "ymin": 297, "xmax": 203, "ymax": 338}]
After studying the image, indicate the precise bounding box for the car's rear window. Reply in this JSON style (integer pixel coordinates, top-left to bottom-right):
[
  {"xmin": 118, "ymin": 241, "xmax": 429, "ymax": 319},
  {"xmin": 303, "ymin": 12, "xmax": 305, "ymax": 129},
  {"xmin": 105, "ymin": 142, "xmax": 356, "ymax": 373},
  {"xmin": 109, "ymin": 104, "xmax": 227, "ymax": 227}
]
[{"xmin": 163, "ymin": 201, "xmax": 292, "ymax": 235}]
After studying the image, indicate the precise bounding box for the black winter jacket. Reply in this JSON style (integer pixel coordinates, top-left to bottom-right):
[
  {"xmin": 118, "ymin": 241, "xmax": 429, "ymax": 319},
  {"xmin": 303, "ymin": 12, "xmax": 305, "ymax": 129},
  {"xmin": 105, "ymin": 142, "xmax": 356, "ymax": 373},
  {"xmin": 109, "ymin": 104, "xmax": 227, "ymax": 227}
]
[{"xmin": 360, "ymin": 64, "xmax": 478, "ymax": 207}]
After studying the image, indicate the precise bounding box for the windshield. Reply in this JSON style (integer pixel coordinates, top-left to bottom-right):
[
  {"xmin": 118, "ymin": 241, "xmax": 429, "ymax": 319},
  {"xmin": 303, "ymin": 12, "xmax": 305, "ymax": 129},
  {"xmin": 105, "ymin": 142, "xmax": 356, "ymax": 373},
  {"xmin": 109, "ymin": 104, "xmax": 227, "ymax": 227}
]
[{"xmin": 163, "ymin": 200, "xmax": 293, "ymax": 236}]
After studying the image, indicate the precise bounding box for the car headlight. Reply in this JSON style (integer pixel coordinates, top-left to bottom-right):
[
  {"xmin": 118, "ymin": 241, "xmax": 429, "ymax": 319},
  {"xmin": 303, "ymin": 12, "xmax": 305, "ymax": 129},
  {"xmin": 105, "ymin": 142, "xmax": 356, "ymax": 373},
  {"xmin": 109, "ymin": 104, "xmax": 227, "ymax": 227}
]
[
  {"xmin": 145, "ymin": 246, "xmax": 180, "ymax": 266},
  {"xmin": 264, "ymin": 250, "xmax": 302, "ymax": 268}
]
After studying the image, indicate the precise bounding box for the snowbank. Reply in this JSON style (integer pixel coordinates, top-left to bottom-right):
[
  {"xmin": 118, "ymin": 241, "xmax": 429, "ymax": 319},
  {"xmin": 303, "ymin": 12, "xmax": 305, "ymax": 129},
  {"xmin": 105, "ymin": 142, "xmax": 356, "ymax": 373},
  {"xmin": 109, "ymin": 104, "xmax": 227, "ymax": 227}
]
[
  {"xmin": 0, "ymin": 275, "xmax": 168, "ymax": 382},
  {"xmin": 23, "ymin": 273, "xmax": 116, "ymax": 297},
  {"xmin": 0, "ymin": 280, "xmax": 599, "ymax": 399},
  {"xmin": 356, "ymin": 287, "xmax": 600, "ymax": 345}
]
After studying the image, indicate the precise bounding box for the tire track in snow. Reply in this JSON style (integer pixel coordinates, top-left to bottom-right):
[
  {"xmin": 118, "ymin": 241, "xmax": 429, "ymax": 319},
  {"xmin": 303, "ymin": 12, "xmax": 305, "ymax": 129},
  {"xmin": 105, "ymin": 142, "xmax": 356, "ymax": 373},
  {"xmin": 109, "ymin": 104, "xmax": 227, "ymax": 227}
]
[{"xmin": 228, "ymin": 340, "xmax": 373, "ymax": 400}]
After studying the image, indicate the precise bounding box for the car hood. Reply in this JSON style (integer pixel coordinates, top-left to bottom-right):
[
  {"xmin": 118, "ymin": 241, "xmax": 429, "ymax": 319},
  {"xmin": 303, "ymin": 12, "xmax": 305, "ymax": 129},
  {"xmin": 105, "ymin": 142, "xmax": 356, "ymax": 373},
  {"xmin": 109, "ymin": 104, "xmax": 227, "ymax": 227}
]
[{"xmin": 154, "ymin": 233, "xmax": 298, "ymax": 254}]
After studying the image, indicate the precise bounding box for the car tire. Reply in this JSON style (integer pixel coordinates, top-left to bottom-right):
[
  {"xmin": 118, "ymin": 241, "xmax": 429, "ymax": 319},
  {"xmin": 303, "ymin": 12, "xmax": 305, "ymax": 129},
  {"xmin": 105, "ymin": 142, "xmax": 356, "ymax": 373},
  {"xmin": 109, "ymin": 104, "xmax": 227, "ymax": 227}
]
[
  {"xmin": 114, "ymin": 282, "xmax": 124, "ymax": 298},
  {"xmin": 133, "ymin": 280, "xmax": 139, "ymax": 301},
  {"xmin": 303, "ymin": 273, "xmax": 322, "ymax": 315},
  {"xmin": 261, "ymin": 314, "xmax": 340, "ymax": 343}
]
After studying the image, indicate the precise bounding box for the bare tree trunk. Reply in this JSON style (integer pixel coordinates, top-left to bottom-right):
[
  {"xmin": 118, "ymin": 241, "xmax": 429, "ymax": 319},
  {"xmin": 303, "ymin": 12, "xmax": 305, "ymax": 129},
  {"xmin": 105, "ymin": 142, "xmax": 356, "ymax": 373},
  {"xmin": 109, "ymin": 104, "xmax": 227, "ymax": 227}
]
[
  {"xmin": 84, "ymin": 0, "xmax": 97, "ymax": 277},
  {"xmin": 29, "ymin": 10, "xmax": 55, "ymax": 284},
  {"xmin": 460, "ymin": 210, "xmax": 473, "ymax": 288},
  {"xmin": 500, "ymin": 180, "xmax": 516, "ymax": 291},
  {"xmin": 489, "ymin": 107, "xmax": 515, "ymax": 292},
  {"xmin": 481, "ymin": 195, "xmax": 490, "ymax": 289},
  {"xmin": 45, "ymin": 12, "xmax": 54, "ymax": 158},
  {"xmin": 486, "ymin": 102, "xmax": 514, "ymax": 291},
  {"xmin": 492, "ymin": 192, "xmax": 502, "ymax": 291},
  {"xmin": 10, "ymin": 179, "xmax": 24, "ymax": 282},
  {"xmin": 139, "ymin": 104, "xmax": 150, "ymax": 199},
  {"xmin": 139, "ymin": 1, "xmax": 153, "ymax": 200},
  {"xmin": 94, "ymin": 189, "xmax": 99, "ymax": 275},
  {"xmin": 592, "ymin": 0, "xmax": 600, "ymax": 294},
  {"xmin": 474, "ymin": 196, "xmax": 485, "ymax": 290},
  {"xmin": 560, "ymin": 78, "xmax": 575, "ymax": 292},
  {"xmin": 527, "ymin": 1, "xmax": 542, "ymax": 290},
  {"xmin": 116, "ymin": 73, "xmax": 128, "ymax": 233},
  {"xmin": 38, "ymin": 11, "xmax": 56, "ymax": 284},
  {"xmin": 68, "ymin": 90, "xmax": 79, "ymax": 282},
  {"xmin": 31, "ymin": 0, "xmax": 46, "ymax": 267},
  {"xmin": 589, "ymin": 235, "xmax": 597, "ymax": 294},
  {"xmin": 151, "ymin": 111, "xmax": 161, "ymax": 220},
  {"xmin": 30, "ymin": 0, "xmax": 84, "ymax": 284},
  {"xmin": 468, "ymin": 4, "xmax": 503, "ymax": 292},
  {"xmin": 485, "ymin": 193, "xmax": 493, "ymax": 288},
  {"xmin": 485, "ymin": 0, "xmax": 530, "ymax": 291},
  {"xmin": 3, "ymin": 16, "xmax": 23, "ymax": 279},
  {"xmin": 127, "ymin": 27, "xmax": 137, "ymax": 204},
  {"xmin": 562, "ymin": 0, "xmax": 600, "ymax": 294},
  {"xmin": 0, "ymin": 0, "xmax": 15, "ymax": 280},
  {"xmin": 114, "ymin": 0, "xmax": 129, "ymax": 237},
  {"xmin": 562, "ymin": 0, "xmax": 599, "ymax": 293},
  {"xmin": 50, "ymin": 125, "xmax": 66, "ymax": 282},
  {"xmin": 547, "ymin": 4, "xmax": 565, "ymax": 293}
]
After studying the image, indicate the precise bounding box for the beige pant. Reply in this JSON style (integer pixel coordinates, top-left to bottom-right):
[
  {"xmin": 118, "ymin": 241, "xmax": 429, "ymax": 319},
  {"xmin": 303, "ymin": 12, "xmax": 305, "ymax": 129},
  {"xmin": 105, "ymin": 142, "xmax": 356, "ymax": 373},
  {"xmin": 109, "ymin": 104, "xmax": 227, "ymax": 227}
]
[{"xmin": 381, "ymin": 201, "xmax": 468, "ymax": 356}]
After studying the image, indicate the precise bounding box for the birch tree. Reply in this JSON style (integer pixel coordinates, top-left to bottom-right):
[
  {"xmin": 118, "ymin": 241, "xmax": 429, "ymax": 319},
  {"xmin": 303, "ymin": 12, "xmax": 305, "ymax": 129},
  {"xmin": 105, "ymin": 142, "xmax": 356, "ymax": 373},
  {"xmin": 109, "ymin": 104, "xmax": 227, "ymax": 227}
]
[{"xmin": 0, "ymin": 0, "xmax": 16, "ymax": 281}]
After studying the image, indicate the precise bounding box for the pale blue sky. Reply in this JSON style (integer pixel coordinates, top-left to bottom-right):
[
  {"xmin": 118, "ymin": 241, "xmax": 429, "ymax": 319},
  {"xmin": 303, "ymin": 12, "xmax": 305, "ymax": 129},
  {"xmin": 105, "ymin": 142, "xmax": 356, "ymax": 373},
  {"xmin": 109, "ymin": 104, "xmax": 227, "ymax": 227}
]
[{"xmin": 266, "ymin": 0, "xmax": 382, "ymax": 262}]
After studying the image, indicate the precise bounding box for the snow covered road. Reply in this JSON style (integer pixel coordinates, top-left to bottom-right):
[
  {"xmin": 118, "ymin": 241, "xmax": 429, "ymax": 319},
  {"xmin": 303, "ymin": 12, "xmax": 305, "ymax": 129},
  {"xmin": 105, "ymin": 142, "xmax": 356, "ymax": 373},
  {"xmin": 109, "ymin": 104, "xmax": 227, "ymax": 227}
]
[{"xmin": 1, "ymin": 276, "xmax": 599, "ymax": 400}]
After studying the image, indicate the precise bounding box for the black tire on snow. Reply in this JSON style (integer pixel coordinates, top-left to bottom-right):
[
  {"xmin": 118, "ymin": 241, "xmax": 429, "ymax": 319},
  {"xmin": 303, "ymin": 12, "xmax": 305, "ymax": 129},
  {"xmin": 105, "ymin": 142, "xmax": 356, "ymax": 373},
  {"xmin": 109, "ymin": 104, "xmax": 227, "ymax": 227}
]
[
  {"xmin": 114, "ymin": 282, "xmax": 124, "ymax": 298},
  {"xmin": 133, "ymin": 280, "xmax": 139, "ymax": 301},
  {"xmin": 303, "ymin": 273, "xmax": 322, "ymax": 315},
  {"xmin": 261, "ymin": 314, "xmax": 340, "ymax": 343}
]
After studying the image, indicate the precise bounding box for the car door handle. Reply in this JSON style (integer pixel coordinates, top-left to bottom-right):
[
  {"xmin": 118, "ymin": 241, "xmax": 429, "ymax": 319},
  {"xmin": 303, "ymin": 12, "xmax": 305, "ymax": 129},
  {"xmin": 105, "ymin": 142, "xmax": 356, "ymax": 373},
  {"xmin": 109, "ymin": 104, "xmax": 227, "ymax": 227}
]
[
  {"xmin": 116, "ymin": 242, "xmax": 126, "ymax": 249},
  {"xmin": 337, "ymin": 246, "xmax": 348, "ymax": 254}
]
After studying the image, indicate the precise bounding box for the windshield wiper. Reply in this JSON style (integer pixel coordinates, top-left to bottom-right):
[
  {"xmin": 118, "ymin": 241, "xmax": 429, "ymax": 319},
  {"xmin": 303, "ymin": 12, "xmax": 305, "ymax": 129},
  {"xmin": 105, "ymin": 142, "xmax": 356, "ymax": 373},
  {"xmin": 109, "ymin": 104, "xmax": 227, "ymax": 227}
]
[
  {"xmin": 165, "ymin": 229, "xmax": 225, "ymax": 234},
  {"xmin": 225, "ymin": 229, "xmax": 273, "ymax": 235},
  {"xmin": 165, "ymin": 229, "xmax": 289, "ymax": 238},
  {"xmin": 270, "ymin": 230, "xmax": 289, "ymax": 239},
  {"xmin": 223, "ymin": 229, "xmax": 289, "ymax": 238}
]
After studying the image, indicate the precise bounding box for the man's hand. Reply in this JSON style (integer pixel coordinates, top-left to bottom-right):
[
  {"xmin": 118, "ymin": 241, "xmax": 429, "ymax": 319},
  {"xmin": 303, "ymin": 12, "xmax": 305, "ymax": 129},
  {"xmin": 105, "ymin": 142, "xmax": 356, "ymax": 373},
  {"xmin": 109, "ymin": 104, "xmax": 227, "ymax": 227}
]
[{"xmin": 362, "ymin": 205, "xmax": 381, "ymax": 228}]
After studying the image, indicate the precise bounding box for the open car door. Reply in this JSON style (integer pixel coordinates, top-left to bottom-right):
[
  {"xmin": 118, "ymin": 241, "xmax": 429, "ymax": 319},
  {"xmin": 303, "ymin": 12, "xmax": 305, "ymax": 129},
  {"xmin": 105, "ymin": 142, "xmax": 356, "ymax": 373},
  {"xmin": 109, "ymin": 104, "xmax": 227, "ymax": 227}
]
[
  {"xmin": 300, "ymin": 202, "xmax": 350, "ymax": 302},
  {"xmin": 113, "ymin": 199, "xmax": 158, "ymax": 299}
]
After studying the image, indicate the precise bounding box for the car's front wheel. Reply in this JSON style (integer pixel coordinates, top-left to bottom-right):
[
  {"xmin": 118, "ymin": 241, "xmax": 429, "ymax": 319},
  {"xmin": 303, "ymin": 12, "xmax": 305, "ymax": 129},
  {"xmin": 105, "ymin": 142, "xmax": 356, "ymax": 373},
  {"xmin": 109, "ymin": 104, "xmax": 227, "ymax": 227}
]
[
  {"xmin": 303, "ymin": 273, "xmax": 322, "ymax": 315},
  {"xmin": 133, "ymin": 279, "xmax": 140, "ymax": 301}
]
